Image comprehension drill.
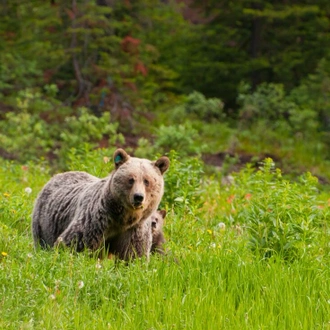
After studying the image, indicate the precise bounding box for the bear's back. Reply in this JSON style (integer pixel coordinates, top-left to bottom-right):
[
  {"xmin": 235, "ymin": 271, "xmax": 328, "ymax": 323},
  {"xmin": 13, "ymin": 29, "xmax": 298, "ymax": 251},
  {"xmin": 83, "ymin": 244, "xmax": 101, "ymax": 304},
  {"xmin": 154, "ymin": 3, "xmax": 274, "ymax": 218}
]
[{"xmin": 32, "ymin": 171, "xmax": 101, "ymax": 247}]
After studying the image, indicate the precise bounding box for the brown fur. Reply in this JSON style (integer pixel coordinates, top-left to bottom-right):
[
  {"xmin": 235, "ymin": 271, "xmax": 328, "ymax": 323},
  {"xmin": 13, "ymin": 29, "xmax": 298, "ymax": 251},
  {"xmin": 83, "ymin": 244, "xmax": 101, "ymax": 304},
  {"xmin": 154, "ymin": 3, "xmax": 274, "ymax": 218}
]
[
  {"xmin": 107, "ymin": 209, "xmax": 166, "ymax": 260},
  {"xmin": 150, "ymin": 209, "xmax": 166, "ymax": 254},
  {"xmin": 32, "ymin": 148, "xmax": 169, "ymax": 260}
]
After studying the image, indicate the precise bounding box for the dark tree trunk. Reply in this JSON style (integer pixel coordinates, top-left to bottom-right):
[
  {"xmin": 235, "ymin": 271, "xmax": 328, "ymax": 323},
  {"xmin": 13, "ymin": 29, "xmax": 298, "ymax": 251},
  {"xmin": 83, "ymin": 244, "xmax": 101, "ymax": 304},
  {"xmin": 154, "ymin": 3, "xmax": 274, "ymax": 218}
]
[{"xmin": 250, "ymin": 2, "xmax": 263, "ymax": 90}]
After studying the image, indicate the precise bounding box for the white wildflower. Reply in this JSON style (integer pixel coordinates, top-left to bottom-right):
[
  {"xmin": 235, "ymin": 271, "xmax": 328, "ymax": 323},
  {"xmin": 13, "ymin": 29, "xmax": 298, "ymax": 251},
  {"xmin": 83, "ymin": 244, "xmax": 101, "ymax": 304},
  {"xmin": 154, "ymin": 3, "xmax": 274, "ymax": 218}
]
[
  {"xmin": 25, "ymin": 187, "xmax": 32, "ymax": 195},
  {"xmin": 217, "ymin": 222, "xmax": 226, "ymax": 231},
  {"xmin": 77, "ymin": 281, "xmax": 84, "ymax": 289},
  {"xmin": 96, "ymin": 259, "xmax": 102, "ymax": 269}
]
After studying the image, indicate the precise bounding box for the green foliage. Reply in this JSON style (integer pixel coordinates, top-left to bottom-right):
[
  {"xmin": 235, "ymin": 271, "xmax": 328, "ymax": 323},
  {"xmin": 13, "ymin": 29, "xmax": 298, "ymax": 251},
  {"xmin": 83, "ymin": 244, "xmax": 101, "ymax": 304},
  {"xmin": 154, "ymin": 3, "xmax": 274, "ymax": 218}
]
[
  {"xmin": 184, "ymin": 91, "xmax": 225, "ymax": 121},
  {"xmin": 154, "ymin": 123, "xmax": 202, "ymax": 156},
  {"xmin": 160, "ymin": 150, "xmax": 204, "ymax": 214},
  {"xmin": 64, "ymin": 145, "xmax": 117, "ymax": 177},
  {"xmin": 177, "ymin": 1, "xmax": 330, "ymax": 106},
  {"xmin": 0, "ymin": 111, "xmax": 53, "ymax": 161},
  {"xmin": 0, "ymin": 1, "xmax": 65, "ymax": 93},
  {"xmin": 135, "ymin": 121, "xmax": 206, "ymax": 159},
  {"xmin": 0, "ymin": 88, "xmax": 123, "ymax": 168},
  {"xmin": 238, "ymin": 82, "xmax": 319, "ymax": 134},
  {"xmin": 58, "ymin": 108, "xmax": 123, "ymax": 151},
  {"xmin": 1, "ymin": 0, "xmax": 330, "ymax": 183},
  {"xmin": 0, "ymin": 53, "xmax": 41, "ymax": 92},
  {"xmin": 289, "ymin": 57, "xmax": 330, "ymax": 155},
  {"xmin": 0, "ymin": 0, "xmax": 179, "ymax": 114},
  {"xmin": 231, "ymin": 159, "xmax": 329, "ymax": 260}
]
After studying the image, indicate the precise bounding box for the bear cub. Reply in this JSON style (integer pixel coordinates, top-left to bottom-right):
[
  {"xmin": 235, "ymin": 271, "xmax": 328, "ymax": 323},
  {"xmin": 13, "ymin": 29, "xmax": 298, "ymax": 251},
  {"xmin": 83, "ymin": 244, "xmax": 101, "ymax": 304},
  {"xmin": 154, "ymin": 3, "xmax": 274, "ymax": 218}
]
[
  {"xmin": 108, "ymin": 209, "xmax": 167, "ymax": 260},
  {"xmin": 150, "ymin": 209, "xmax": 166, "ymax": 254}
]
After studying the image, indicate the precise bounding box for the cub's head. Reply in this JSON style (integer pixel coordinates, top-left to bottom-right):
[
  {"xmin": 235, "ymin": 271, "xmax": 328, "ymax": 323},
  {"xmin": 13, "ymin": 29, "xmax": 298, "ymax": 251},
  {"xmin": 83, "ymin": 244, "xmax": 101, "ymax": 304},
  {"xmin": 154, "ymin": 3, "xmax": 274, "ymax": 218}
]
[
  {"xmin": 151, "ymin": 209, "xmax": 166, "ymax": 234},
  {"xmin": 111, "ymin": 149, "xmax": 170, "ymax": 213}
]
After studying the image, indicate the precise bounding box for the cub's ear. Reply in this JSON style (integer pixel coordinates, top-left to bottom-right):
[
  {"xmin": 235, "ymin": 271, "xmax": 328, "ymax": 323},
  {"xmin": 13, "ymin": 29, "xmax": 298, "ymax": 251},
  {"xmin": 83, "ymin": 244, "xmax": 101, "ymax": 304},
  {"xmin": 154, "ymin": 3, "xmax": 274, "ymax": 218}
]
[
  {"xmin": 159, "ymin": 209, "xmax": 167, "ymax": 219},
  {"xmin": 154, "ymin": 156, "xmax": 170, "ymax": 175},
  {"xmin": 113, "ymin": 148, "xmax": 130, "ymax": 169}
]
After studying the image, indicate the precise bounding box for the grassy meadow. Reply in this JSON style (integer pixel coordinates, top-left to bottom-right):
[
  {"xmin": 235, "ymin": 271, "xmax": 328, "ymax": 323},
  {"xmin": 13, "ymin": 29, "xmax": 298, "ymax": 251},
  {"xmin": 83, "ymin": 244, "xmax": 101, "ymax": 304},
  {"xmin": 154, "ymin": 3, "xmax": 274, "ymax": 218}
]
[{"xmin": 1, "ymin": 149, "xmax": 330, "ymax": 329}]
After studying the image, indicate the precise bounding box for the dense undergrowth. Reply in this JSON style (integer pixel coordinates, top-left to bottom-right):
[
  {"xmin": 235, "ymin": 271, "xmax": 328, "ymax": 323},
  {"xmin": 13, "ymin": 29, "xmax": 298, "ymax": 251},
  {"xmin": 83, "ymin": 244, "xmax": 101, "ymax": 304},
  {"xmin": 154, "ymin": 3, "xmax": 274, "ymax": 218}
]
[
  {"xmin": 1, "ymin": 66, "xmax": 330, "ymax": 181},
  {"xmin": 1, "ymin": 148, "xmax": 330, "ymax": 329}
]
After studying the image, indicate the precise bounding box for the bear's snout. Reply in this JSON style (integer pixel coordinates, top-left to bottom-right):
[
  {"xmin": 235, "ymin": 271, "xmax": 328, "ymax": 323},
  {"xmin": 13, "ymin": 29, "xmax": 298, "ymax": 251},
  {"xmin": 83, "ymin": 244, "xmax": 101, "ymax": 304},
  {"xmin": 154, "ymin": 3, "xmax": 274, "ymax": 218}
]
[{"xmin": 133, "ymin": 193, "xmax": 144, "ymax": 208}]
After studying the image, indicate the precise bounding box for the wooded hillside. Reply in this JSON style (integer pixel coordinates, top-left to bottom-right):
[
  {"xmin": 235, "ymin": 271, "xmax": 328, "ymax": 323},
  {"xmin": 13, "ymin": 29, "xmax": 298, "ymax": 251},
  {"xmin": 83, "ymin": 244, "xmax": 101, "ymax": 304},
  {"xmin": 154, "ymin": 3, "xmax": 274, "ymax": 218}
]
[{"xmin": 1, "ymin": 0, "xmax": 329, "ymax": 179}]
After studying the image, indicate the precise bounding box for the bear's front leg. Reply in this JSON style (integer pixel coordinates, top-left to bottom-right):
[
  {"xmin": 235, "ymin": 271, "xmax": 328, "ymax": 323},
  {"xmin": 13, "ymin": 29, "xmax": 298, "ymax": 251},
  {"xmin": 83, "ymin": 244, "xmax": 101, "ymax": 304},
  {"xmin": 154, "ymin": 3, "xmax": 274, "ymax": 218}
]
[
  {"xmin": 55, "ymin": 215, "xmax": 106, "ymax": 252},
  {"xmin": 107, "ymin": 219, "xmax": 152, "ymax": 261},
  {"xmin": 55, "ymin": 228, "xmax": 85, "ymax": 252}
]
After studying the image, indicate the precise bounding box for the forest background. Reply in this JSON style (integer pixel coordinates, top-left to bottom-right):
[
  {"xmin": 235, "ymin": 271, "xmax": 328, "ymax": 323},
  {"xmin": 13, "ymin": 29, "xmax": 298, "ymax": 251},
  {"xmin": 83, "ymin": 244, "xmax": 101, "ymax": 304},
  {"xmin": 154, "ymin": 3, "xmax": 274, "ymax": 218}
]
[{"xmin": 0, "ymin": 0, "xmax": 330, "ymax": 180}]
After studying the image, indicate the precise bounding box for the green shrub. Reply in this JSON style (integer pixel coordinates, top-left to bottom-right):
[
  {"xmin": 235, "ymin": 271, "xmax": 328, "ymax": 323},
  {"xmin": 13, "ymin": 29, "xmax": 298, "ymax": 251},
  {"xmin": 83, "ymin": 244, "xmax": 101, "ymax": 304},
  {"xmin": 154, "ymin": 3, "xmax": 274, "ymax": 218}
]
[
  {"xmin": 185, "ymin": 91, "xmax": 225, "ymax": 121},
  {"xmin": 56, "ymin": 108, "xmax": 124, "ymax": 168},
  {"xmin": 154, "ymin": 123, "xmax": 202, "ymax": 156},
  {"xmin": 64, "ymin": 144, "xmax": 117, "ymax": 177},
  {"xmin": 289, "ymin": 57, "xmax": 330, "ymax": 133},
  {"xmin": 161, "ymin": 150, "xmax": 204, "ymax": 214},
  {"xmin": 0, "ymin": 111, "xmax": 54, "ymax": 161},
  {"xmin": 135, "ymin": 122, "xmax": 205, "ymax": 159},
  {"xmin": 234, "ymin": 158, "xmax": 328, "ymax": 260},
  {"xmin": 238, "ymin": 82, "xmax": 319, "ymax": 135},
  {"xmin": 168, "ymin": 91, "xmax": 225, "ymax": 123},
  {"xmin": 0, "ymin": 88, "xmax": 124, "ymax": 168}
]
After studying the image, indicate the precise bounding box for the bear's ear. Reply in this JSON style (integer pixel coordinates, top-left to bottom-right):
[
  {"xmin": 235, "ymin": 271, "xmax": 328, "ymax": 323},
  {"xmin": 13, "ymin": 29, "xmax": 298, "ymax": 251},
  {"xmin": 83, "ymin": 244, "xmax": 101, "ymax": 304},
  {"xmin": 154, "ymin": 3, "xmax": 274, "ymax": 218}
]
[
  {"xmin": 113, "ymin": 148, "xmax": 129, "ymax": 169},
  {"xmin": 154, "ymin": 156, "xmax": 170, "ymax": 175},
  {"xmin": 159, "ymin": 209, "xmax": 167, "ymax": 219}
]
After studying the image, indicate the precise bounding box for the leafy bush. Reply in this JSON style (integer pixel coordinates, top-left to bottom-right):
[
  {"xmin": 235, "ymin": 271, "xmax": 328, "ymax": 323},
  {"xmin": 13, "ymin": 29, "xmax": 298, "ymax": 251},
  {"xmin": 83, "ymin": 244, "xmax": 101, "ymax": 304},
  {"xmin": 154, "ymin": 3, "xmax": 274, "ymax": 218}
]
[
  {"xmin": 0, "ymin": 53, "xmax": 42, "ymax": 92},
  {"xmin": 168, "ymin": 92, "xmax": 225, "ymax": 123},
  {"xmin": 56, "ymin": 108, "xmax": 124, "ymax": 168},
  {"xmin": 135, "ymin": 122, "xmax": 205, "ymax": 159},
  {"xmin": 238, "ymin": 82, "xmax": 319, "ymax": 135},
  {"xmin": 233, "ymin": 158, "xmax": 328, "ymax": 260},
  {"xmin": 289, "ymin": 57, "xmax": 330, "ymax": 132},
  {"xmin": 0, "ymin": 88, "xmax": 123, "ymax": 168},
  {"xmin": 0, "ymin": 111, "xmax": 54, "ymax": 161},
  {"xmin": 154, "ymin": 123, "xmax": 202, "ymax": 156},
  {"xmin": 185, "ymin": 91, "xmax": 225, "ymax": 121},
  {"xmin": 160, "ymin": 150, "xmax": 204, "ymax": 214},
  {"xmin": 64, "ymin": 145, "xmax": 117, "ymax": 177}
]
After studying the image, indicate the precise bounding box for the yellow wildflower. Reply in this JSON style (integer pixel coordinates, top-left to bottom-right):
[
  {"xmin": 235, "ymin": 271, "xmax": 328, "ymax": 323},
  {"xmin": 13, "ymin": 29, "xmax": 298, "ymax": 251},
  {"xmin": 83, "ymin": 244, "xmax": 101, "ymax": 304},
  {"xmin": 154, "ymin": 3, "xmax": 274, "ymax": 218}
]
[
  {"xmin": 207, "ymin": 229, "xmax": 213, "ymax": 235},
  {"xmin": 3, "ymin": 193, "xmax": 10, "ymax": 198},
  {"xmin": 1, "ymin": 252, "xmax": 8, "ymax": 257}
]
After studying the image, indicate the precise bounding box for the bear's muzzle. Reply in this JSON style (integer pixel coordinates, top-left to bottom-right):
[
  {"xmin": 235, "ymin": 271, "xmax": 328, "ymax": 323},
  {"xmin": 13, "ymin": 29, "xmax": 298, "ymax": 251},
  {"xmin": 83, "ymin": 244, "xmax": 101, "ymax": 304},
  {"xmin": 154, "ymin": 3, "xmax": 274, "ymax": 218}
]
[{"xmin": 132, "ymin": 193, "xmax": 144, "ymax": 209}]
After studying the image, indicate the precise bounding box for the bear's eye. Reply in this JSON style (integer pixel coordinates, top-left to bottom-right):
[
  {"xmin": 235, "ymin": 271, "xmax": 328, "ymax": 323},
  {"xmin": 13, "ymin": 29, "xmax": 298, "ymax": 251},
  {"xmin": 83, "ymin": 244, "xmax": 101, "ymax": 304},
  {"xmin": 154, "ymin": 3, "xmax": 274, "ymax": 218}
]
[
  {"xmin": 128, "ymin": 178, "xmax": 135, "ymax": 185},
  {"xmin": 144, "ymin": 178, "xmax": 149, "ymax": 187}
]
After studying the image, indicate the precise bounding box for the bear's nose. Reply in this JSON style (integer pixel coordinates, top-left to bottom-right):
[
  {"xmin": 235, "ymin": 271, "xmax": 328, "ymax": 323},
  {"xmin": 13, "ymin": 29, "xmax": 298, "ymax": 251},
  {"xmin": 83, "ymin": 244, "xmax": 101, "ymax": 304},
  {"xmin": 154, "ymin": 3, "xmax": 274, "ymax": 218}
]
[{"xmin": 133, "ymin": 193, "xmax": 144, "ymax": 205}]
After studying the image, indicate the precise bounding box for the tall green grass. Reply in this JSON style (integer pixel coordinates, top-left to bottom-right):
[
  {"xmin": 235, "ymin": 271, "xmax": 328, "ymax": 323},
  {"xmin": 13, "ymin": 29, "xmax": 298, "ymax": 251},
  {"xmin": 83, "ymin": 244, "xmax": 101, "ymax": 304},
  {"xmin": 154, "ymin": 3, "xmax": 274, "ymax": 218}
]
[{"xmin": 1, "ymin": 152, "xmax": 330, "ymax": 329}]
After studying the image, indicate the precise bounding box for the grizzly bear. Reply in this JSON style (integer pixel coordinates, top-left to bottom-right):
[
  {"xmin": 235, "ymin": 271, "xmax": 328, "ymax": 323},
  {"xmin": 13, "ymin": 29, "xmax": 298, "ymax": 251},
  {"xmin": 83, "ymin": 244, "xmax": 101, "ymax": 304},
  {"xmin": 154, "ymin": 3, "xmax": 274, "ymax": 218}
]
[
  {"xmin": 105, "ymin": 216, "xmax": 152, "ymax": 261},
  {"xmin": 32, "ymin": 148, "xmax": 170, "ymax": 257},
  {"xmin": 107, "ymin": 209, "xmax": 167, "ymax": 260}
]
